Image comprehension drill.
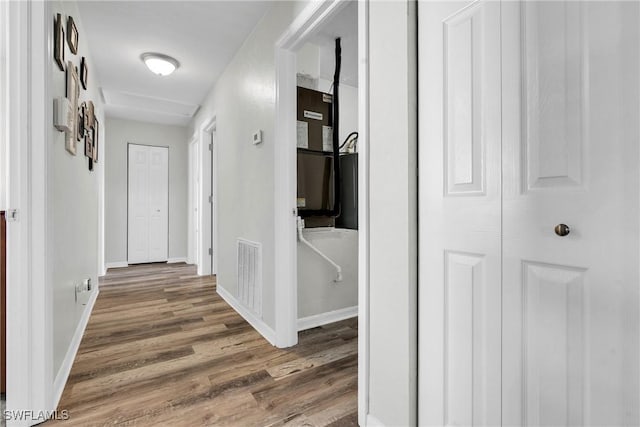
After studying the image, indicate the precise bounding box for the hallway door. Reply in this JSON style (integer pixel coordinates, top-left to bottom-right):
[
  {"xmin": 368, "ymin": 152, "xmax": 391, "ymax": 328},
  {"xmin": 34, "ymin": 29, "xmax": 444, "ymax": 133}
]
[
  {"xmin": 128, "ymin": 144, "xmax": 169, "ymax": 264},
  {"xmin": 419, "ymin": 1, "xmax": 639, "ymax": 425}
]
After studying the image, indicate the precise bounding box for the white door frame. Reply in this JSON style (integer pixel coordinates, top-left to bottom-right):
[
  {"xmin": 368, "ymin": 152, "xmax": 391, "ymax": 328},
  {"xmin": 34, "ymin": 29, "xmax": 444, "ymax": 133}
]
[
  {"xmin": 273, "ymin": 0, "xmax": 370, "ymax": 424},
  {"xmin": 187, "ymin": 134, "xmax": 198, "ymax": 266},
  {"xmin": 197, "ymin": 116, "xmax": 216, "ymax": 276},
  {"xmin": 356, "ymin": 1, "xmax": 370, "ymax": 424},
  {"xmin": 5, "ymin": 0, "xmax": 55, "ymax": 423}
]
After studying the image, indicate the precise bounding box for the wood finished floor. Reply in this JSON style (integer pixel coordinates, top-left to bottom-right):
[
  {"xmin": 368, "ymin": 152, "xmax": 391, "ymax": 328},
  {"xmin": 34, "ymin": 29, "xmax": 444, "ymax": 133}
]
[{"xmin": 49, "ymin": 263, "xmax": 358, "ymax": 427}]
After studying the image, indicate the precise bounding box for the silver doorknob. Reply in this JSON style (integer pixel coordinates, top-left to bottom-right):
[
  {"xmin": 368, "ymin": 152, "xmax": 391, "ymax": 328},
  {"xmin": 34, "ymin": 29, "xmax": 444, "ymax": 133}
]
[{"xmin": 554, "ymin": 224, "xmax": 570, "ymax": 237}]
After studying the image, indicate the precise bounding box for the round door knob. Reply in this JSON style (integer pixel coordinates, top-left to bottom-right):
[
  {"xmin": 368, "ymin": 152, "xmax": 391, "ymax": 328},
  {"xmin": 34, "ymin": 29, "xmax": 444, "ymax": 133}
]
[{"xmin": 554, "ymin": 224, "xmax": 570, "ymax": 237}]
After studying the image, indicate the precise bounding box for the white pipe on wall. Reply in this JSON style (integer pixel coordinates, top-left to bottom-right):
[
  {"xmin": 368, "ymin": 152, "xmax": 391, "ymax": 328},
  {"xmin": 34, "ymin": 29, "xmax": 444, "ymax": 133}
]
[{"xmin": 297, "ymin": 217, "xmax": 343, "ymax": 282}]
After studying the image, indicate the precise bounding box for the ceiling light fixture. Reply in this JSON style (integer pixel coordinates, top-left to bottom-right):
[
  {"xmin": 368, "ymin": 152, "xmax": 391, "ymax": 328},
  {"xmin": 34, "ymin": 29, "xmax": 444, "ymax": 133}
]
[{"xmin": 141, "ymin": 52, "xmax": 180, "ymax": 76}]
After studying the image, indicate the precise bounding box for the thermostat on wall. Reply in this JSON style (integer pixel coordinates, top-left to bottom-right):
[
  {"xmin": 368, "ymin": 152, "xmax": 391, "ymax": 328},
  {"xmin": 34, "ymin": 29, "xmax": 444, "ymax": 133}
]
[
  {"xmin": 253, "ymin": 130, "xmax": 263, "ymax": 145},
  {"xmin": 53, "ymin": 97, "xmax": 72, "ymax": 132}
]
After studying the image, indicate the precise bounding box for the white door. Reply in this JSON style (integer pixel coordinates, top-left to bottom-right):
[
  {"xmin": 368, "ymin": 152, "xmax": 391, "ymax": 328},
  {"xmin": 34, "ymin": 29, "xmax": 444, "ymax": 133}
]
[
  {"xmin": 501, "ymin": 2, "xmax": 639, "ymax": 425},
  {"xmin": 128, "ymin": 144, "xmax": 169, "ymax": 264},
  {"xmin": 419, "ymin": 1, "xmax": 639, "ymax": 426},
  {"xmin": 419, "ymin": 2, "xmax": 502, "ymax": 424}
]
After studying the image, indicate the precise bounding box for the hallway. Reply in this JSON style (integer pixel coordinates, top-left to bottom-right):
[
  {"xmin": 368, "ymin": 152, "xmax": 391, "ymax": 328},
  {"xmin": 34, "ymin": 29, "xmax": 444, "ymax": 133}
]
[{"xmin": 50, "ymin": 264, "xmax": 358, "ymax": 426}]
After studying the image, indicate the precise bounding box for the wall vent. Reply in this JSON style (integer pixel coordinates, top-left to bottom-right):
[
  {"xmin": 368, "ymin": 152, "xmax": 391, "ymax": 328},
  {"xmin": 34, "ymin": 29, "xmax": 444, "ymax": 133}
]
[{"xmin": 237, "ymin": 238, "xmax": 262, "ymax": 318}]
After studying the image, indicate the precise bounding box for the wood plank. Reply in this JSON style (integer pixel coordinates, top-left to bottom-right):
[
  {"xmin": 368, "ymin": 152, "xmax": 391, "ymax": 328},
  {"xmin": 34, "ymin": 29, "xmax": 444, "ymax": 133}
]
[
  {"xmin": 266, "ymin": 341, "xmax": 357, "ymax": 379},
  {"xmin": 46, "ymin": 263, "xmax": 357, "ymax": 426}
]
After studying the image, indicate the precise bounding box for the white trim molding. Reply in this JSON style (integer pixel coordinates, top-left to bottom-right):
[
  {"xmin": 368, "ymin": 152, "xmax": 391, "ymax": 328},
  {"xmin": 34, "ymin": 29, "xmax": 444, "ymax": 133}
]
[
  {"xmin": 273, "ymin": 0, "xmax": 350, "ymax": 349},
  {"xmin": 53, "ymin": 289, "xmax": 99, "ymax": 408},
  {"xmin": 216, "ymin": 285, "xmax": 276, "ymax": 346},
  {"xmin": 357, "ymin": 1, "xmax": 371, "ymax": 425},
  {"xmin": 363, "ymin": 1, "xmax": 417, "ymax": 424},
  {"xmin": 105, "ymin": 261, "xmax": 128, "ymax": 270},
  {"xmin": 297, "ymin": 306, "xmax": 358, "ymax": 331},
  {"xmin": 167, "ymin": 257, "xmax": 187, "ymax": 264},
  {"xmin": 365, "ymin": 414, "xmax": 385, "ymax": 427},
  {"xmin": 5, "ymin": 1, "xmax": 55, "ymax": 424},
  {"xmin": 197, "ymin": 116, "xmax": 216, "ymax": 277},
  {"xmin": 187, "ymin": 135, "xmax": 198, "ymax": 266}
]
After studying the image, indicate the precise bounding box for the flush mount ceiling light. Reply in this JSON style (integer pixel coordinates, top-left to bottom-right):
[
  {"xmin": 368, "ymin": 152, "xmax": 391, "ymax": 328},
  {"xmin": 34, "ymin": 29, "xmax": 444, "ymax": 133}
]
[{"xmin": 141, "ymin": 52, "xmax": 180, "ymax": 76}]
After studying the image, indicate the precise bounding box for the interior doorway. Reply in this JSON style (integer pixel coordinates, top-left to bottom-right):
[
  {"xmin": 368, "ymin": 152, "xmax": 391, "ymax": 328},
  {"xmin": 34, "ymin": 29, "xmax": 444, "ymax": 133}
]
[
  {"xmin": 274, "ymin": 0, "xmax": 370, "ymax": 424},
  {"xmin": 193, "ymin": 117, "xmax": 216, "ymax": 277},
  {"xmin": 294, "ymin": 2, "xmax": 359, "ymax": 332}
]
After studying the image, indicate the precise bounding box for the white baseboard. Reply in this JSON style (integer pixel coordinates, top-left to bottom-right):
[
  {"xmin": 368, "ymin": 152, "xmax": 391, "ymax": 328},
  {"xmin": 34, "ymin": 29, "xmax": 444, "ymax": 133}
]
[
  {"xmin": 105, "ymin": 261, "xmax": 128, "ymax": 269},
  {"xmin": 366, "ymin": 414, "xmax": 385, "ymax": 426},
  {"xmin": 298, "ymin": 305, "xmax": 358, "ymax": 331},
  {"xmin": 106, "ymin": 259, "xmax": 188, "ymax": 269},
  {"xmin": 216, "ymin": 285, "xmax": 276, "ymax": 346},
  {"xmin": 53, "ymin": 289, "xmax": 99, "ymax": 408}
]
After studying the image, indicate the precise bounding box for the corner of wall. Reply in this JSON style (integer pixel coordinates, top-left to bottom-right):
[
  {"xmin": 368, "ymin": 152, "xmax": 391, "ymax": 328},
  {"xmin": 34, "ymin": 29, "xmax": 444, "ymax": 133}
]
[
  {"xmin": 186, "ymin": 1, "xmax": 304, "ymax": 337},
  {"xmin": 367, "ymin": 0, "xmax": 418, "ymax": 425}
]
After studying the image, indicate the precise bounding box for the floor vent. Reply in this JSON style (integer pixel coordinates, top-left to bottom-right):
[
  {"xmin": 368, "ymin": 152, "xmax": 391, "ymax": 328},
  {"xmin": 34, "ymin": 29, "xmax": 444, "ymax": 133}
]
[{"xmin": 237, "ymin": 238, "xmax": 262, "ymax": 318}]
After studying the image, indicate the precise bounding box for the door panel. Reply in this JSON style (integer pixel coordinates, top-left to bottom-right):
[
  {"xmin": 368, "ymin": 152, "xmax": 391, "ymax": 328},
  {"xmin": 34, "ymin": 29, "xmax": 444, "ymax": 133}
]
[
  {"xmin": 148, "ymin": 147, "xmax": 169, "ymax": 262},
  {"xmin": 521, "ymin": 1, "xmax": 585, "ymax": 190},
  {"xmin": 521, "ymin": 262, "xmax": 587, "ymax": 426},
  {"xmin": 444, "ymin": 251, "xmax": 494, "ymax": 426},
  {"xmin": 419, "ymin": 1, "xmax": 502, "ymax": 425},
  {"xmin": 444, "ymin": 3, "xmax": 487, "ymax": 196},
  {"xmin": 128, "ymin": 145, "xmax": 149, "ymax": 264},
  {"xmin": 420, "ymin": 1, "xmax": 640, "ymax": 426},
  {"xmin": 501, "ymin": 1, "xmax": 639, "ymax": 425},
  {"xmin": 128, "ymin": 144, "xmax": 169, "ymax": 264}
]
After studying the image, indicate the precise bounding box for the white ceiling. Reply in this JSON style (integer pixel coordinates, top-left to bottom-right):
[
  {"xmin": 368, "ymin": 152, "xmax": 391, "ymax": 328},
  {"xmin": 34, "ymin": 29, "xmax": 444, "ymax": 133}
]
[{"xmin": 77, "ymin": 1, "xmax": 272, "ymax": 126}]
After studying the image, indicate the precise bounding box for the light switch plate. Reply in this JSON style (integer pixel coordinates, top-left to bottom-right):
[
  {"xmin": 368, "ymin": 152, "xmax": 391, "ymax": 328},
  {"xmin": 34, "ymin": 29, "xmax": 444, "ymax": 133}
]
[{"xmin": 53, "ymin": 97, "xmax": 72, "ymax": 132}]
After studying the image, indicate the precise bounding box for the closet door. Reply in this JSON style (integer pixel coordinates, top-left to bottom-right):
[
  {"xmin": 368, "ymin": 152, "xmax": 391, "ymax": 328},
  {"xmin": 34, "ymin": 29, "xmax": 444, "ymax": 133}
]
[
  {"xmin": 128, "ymin": 144, "xmax": 169, "ymax": 264},
  {"xmin": 418, "ymin": 1, "xmax": 503, "ymax": 425},
  {"xmin": 501, "ymin": 2, "xmax": 639, "ymax": 425},
  {"xmin": 419, "ymin": 1, "xmax": 639, "ymax": 425}
]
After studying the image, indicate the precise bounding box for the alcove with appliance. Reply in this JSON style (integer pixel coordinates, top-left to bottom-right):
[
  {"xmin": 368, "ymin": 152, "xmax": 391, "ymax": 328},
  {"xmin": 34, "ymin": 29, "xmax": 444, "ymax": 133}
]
[{"xmin": 294, "ymin": 1, "xmax": 359, "ymax": 331}]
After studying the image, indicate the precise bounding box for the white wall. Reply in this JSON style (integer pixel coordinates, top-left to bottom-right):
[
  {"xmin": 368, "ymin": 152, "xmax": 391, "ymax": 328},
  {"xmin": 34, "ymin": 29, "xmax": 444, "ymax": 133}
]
[
  {"xmin": 51, "ymin": 0, "xmax": 105, "ymax": 376},
  {"xmin": 189, "ymin": 1, "xmax": 305, "ymax": 332},
  {"xmin": 105, "ymin": 118, "xmax": 188, "ymax": 265},
  {"xmin": 0, "ymin": 2, "xmax": 6, "ymax": 211},
  {"xmin": 367, "ymin": 1, "xmax": 418, "ymax": 425},
  {"xmin": 296, "ymin": 43, "xmax": 320, "ymax": 78},
  {"xmin": 297, "ymin": 228, "xmax": 358, "ymax": 320}
]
